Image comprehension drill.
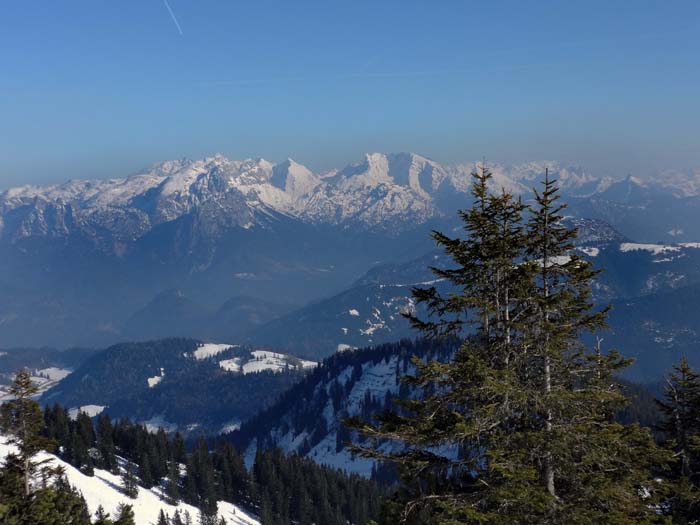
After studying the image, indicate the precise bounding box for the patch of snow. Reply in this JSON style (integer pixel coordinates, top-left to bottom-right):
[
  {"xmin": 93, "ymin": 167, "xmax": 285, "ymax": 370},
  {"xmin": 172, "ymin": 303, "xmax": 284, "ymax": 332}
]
[
  {"xmin": 337, "ymin": 344, "xmax": 354, "ymax": 352},
  {"xmin": 142, "ymin": 415, "xmax": 178, "ymax": 434},
  {"xmin": 348, "ymin": 309, "xmax": 360, "ymax": 317},
  {"xmin": 219, "ymin": 420, "xmax": 241, "ymax": 434},
  {"xmin": 219, "ymin": 358, "xmax": 242, "ymax": 372},
  {"xmin": 147, "ymin": 368, "xmax": 165, "ymax": 388},
  {"xmin": 35, "ymin": 367, "xmax": 71, "ymax": 381},
  {"xmin": 620, "ymin": 242, "xmax": 680, "ymax": 255},
  {"xmin": 68, "ymin": 405, "xmax": 106, "ymax": 419},
  {"xmin": 193, "ymin": 343, "xmax": 237, "ymax": 360},
  {"xmin": 241, "ymin": 350, "xmax": 316, "ymax": 375}
]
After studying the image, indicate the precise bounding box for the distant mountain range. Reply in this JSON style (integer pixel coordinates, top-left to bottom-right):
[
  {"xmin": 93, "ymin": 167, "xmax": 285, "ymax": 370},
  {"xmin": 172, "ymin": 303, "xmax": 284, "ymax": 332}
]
[
  {"xmin": 3, "ymin": 153, "xmax": 698, "ymax": 242},
  {"xmin": 2, "ymin": 152, "xmax": 700, "ymax": 349}
]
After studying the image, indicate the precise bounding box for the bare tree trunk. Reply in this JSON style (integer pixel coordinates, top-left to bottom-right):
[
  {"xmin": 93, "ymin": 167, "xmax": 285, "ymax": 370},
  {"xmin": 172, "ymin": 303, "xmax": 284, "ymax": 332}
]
[{"xmin": 542, "ymin": 168, "xmax": 556, "ymax": 499}]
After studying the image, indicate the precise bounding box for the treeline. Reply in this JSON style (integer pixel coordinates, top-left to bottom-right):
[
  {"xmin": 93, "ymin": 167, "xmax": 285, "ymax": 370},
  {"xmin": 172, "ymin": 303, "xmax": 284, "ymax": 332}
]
[{"xmin": 39, "ymin": 400, "xmax": 383, "ymax": 524}]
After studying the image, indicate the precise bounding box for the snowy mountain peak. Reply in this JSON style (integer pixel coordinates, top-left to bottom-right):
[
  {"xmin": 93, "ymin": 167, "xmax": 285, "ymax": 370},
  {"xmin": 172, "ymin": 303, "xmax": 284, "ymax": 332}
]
[
  {"xmin": 270, "ymin": 158, "xmax": 319, "ymax": 199},
  {"xmin": 3, "ymin": 153, "xmax": 700, "ymax": 245}
]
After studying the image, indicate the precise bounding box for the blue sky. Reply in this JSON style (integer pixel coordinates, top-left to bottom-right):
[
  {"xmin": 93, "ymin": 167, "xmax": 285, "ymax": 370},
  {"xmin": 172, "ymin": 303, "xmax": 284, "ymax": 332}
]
[{"xmin": 1, "ymin": 1, "xmax": 699, "ymax": 187}]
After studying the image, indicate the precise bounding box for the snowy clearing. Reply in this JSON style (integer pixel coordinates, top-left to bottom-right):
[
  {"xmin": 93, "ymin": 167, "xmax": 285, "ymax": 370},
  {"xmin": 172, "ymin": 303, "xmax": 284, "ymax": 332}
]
[
  {"xmin": 147, "ymin": 368, "xmax": 165, "ymax": 388},
  {"xmin": 36, "ymin": 367, "xmax": 72, "ymax": 381},
  {"xmin": 240, "ymin": 351, "xmax": 316, "ymax": 375},
  {"xmin": 68, "ymin": 405, "xmax": 106, "ymax": 419},
  {"xmin": 192, "ymin": 343, "xmax": 238, "ymax": 360},
  {"xmin": 620, "ymin": 242, "xmax": 681, "ymax": 255}
]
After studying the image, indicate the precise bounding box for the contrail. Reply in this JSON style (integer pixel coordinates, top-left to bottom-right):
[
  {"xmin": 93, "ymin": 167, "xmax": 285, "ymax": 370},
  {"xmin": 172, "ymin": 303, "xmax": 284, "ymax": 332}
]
[{"xmin": 162, "ymin": 0, "xmax": 183, "ymax": 35}]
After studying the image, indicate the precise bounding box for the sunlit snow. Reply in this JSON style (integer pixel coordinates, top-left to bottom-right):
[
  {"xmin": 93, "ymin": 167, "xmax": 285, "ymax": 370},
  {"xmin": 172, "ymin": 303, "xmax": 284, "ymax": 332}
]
[{"xmin": 0, "ymin": 438, "xmax": 259, "ymax": 525}]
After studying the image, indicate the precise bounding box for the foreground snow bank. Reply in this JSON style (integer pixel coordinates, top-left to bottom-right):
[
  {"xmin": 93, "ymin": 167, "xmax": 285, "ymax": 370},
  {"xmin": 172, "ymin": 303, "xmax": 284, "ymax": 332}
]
[{"xmin": 0, "ymin": 438, "xmax": 259, "ymax": 525}]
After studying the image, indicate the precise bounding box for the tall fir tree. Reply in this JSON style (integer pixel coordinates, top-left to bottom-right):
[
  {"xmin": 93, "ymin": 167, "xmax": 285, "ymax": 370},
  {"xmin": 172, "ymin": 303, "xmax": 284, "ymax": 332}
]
[
  {"xmin": 94, "ymin": 504, "xmax": 114, "ymax": 525},
  {"xmin": 351, "ymin": 167, "xmax": 669, "ymax": 524},
  {"xmin": 114, "ymin": 503, "xmax": 136, "ymax": 525},
  {"xmin": 0, "ymin": 369, "xmax": 57, "ymax": 497},
  {"xmin": 96, "ymin": 413, "xmax": 118, "ymax": 473},
  {"xmin": 121, "ymin": 460, "xmax": 139, "ymax": 499},
  {"xmin": 157, "ymin": 509, "xmax": 169, "ymax": 525},
  {"xmin": 656, "ymin": 357, "xmax": 700, "ymax": 522}
]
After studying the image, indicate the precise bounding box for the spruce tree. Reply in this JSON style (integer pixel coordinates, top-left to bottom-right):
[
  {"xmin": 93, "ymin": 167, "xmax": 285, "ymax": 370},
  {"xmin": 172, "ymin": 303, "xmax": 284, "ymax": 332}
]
[
  {"xmin": 96, "ymin": 413, "xmax": 118, "ymax": 472},
  {"xmin": 140, "ymin": 452, "xmax": 155, "ymax": 488},
  {"xmin": 157, "ymin": 508, "xmax": 169, "ymax": 525},
  {"xmin": 94, "ymin": 504, "xmax": 114, "ymax": 525},
  {"xmin": 115, "ymin": 503, "xmax": 137, "ymax": 525},
  {"xmin": 657, "ymin": 357, "xmax": 700, "ymax": 522},
  {"xmin": 351, "ymin": 167, "xmax": 668, "ymax": 524},
  {"xmin": 172, "ymin": 509, "xmax": 185, "ymax": 525},
  {"xmin": 0, "ymin": 369, "xmax": 57, "ymax": 496},
  {"xmin": 121, "ymin": 460, "xmax": 139, "ymax": 499},
  {"xmin": 166, "ymin": 459, "xmax": 181, "ymax": 505}
]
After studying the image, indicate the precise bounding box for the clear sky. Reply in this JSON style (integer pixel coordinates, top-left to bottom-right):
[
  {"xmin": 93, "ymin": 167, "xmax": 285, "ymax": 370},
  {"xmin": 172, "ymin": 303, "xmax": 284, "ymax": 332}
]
[{"xmin": 1, "ymin": 1, "xmax": 699, "ymax": 187}]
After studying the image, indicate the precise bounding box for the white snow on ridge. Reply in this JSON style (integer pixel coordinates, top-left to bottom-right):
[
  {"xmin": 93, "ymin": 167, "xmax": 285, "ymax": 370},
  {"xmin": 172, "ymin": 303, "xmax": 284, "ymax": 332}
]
[
  {"xmin": 218, "ymin": 351, "xmax": 316, "ymax": 375},
  {"xmin": 36, "ymin": 367, "xmax": 72, "ymax": 381},
  {"xmin": 0, "ymin": 438, "xmax": 259, "ymax": 525},
  {"xmin": 68, "ymin": 405, "xmax": 106, "ymax": 419},
  {"xmin": 219, "ymin": 358, "xmax": 242, "ymax": 372},
  {"xmin": 240, "ymin": 351, "xmax": 316, "ymax": 375},
  {"xmin": 193, "ymin": 343, "xmax": 238, "ymax": 360},
  {"xmin": 142, "ymin": 415, "xmax": 178, "ymax": 434},
  {"xmin": 220, "ymin": 420, "xmax": 241, "ymax": 434},
  {"xmin": 620, "ymin": 242, "xmax": 681, "ymax": 255}
]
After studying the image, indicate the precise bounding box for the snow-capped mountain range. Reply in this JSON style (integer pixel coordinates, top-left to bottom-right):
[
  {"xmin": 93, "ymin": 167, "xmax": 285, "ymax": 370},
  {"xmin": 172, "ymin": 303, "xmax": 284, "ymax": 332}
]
[
  {"xmin": 2, "ymin": 152, "xmax": 700, "ymax": 349},
  {"xmin": 1, "ymin": 152, "xmax": 673, "ymax": 243}
]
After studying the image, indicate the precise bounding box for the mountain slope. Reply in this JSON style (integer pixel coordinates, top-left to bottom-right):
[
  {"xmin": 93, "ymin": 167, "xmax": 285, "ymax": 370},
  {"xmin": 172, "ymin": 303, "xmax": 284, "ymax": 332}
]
[
  {"xmin": 228, "ymin": 338, "xmax": 459, "ymax": 476},
  {"xmin": 0, "ymin": 438, "xmax": 259, "ymax": 525},
  {"xmin": 42, "ymin": 339, "xmax": 315, "ymax": 434},
  {"xmin": 249, "ymin": 224, "xmax": 700, "ymax": 376}
]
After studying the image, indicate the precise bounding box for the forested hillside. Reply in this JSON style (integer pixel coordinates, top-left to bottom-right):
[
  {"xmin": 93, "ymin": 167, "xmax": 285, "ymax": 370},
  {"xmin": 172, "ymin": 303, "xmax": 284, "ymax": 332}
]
[{"xmin": 42, "ymin": 339, "xmax": 314, "ymax": 434}]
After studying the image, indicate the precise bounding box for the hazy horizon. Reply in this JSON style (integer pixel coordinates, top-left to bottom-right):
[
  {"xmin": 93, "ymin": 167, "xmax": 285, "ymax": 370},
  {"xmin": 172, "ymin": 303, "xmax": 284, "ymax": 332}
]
[{"xmin": 2, "ymin": 1, "xmax": 699, "ymax": 187}]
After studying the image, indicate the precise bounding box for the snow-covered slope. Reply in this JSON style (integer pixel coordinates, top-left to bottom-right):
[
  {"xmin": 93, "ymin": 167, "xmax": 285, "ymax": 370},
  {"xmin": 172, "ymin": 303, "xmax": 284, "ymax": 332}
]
[{"xmin": 0, "ymin": 438, "xmax": 259, "ymax": 525}]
